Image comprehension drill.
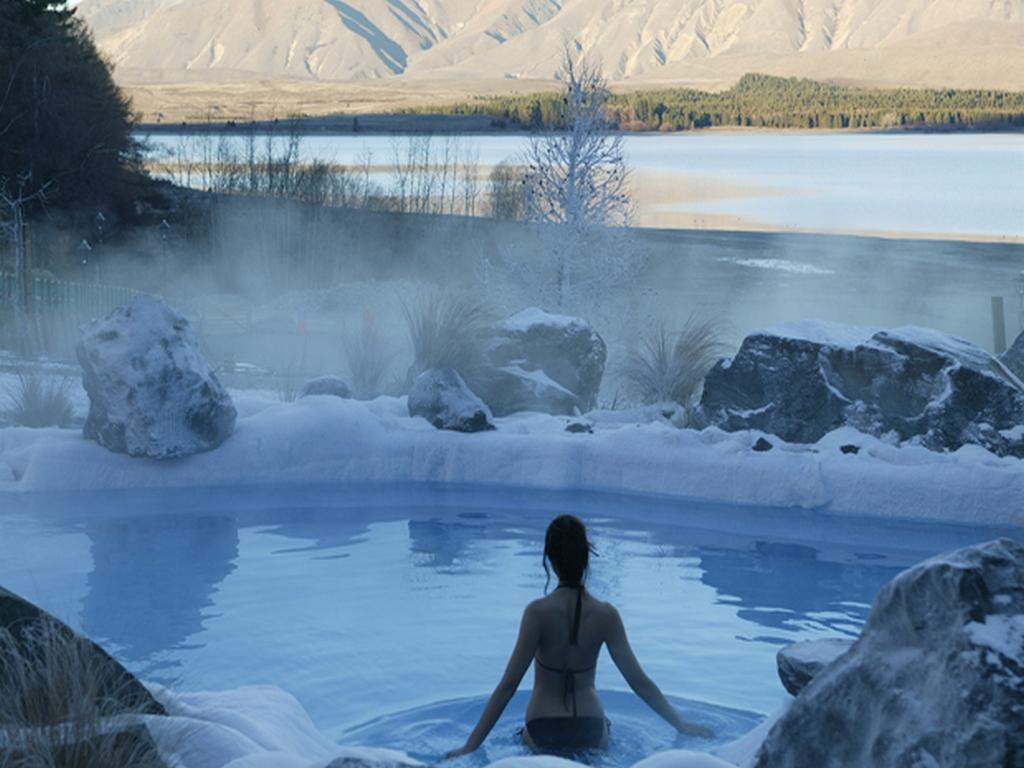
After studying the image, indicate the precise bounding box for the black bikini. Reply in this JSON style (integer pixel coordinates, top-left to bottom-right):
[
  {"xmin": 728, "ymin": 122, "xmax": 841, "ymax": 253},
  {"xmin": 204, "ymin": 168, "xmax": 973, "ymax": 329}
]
[{"xmin": 525, "ymin": 585, "xmax": 608, "ymax": 755}]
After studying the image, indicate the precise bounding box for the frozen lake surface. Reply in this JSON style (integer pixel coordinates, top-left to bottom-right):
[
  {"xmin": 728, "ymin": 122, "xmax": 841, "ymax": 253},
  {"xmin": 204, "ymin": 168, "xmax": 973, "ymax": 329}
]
[
  {"xmin": 142, "ymin": 131, "xmax": 1024, "ymax": 240},
  {"xmin": 1, "ymin": 483, "xmax": 1014, "ymax": 765}
]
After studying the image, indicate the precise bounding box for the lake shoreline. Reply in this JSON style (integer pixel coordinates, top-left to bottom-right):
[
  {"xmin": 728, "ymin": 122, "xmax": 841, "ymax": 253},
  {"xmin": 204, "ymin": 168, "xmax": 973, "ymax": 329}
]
[{"xmin": 135, "ymin": 112, "xmax": 1024, "ymax": 136}]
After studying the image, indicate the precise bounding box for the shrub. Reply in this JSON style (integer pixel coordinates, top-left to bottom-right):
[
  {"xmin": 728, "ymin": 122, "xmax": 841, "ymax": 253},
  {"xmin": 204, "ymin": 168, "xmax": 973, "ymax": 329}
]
[
  {"xmin": 0, "ymin": 619, "xmax": 165, "ymax": 768},
  {"xmin": 622, "ymin": 319, "xmax": 725, "ymax": 408},
  {"xmin": 4, "ymin": 373, "xmax": 74, "ymax": 428},
  {"xmin": 275, "ymin": 374, "xmax": 303, "ymax": 403},
  {"xmin": 402, "ymin": 291, "xmax": 493, "ymax": 390},
  {"xmin": 344, "ymin": 312, "xmax": 395, "ymax": 400}
]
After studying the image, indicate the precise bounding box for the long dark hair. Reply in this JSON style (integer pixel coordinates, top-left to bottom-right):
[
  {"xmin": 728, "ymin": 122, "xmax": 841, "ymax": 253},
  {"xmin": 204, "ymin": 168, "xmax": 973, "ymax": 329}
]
[{"xmin": 543, "ymin": 515, "xmax": 595, "ymax": 592}]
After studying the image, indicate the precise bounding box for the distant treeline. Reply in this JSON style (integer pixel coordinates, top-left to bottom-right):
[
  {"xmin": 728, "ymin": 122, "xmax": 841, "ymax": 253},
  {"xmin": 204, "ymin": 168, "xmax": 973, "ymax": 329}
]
[{"xmin": 411, "ymin": 73, "xmax": 1024, "ymax": 131}]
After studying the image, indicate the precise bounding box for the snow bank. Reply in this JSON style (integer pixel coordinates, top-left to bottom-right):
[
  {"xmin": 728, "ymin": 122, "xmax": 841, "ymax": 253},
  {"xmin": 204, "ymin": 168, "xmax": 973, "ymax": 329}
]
[
  {"xmin": 0, "ymin": 394, "xmax": 1021, "ymax": 527},
  {"xmin": 146, "ymin": 685, "xmax": 424, "ymax": 768},
  {"xmin": 144, "ymin": 683, "xmax": 756, "ymax": 768}
]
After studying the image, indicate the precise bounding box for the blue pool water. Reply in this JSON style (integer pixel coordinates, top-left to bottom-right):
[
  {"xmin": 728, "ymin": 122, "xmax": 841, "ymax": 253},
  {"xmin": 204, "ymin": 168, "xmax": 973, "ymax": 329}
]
[{"xmin": 0, "ymin": 484, "xmax": 1015, "ymax": 765}]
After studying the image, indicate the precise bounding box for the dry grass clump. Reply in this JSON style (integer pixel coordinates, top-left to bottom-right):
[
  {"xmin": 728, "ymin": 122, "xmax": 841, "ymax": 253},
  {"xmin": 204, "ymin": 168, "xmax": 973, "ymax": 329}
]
[
  {"xmin": 4, "ymin": 373, "xmax": 74, "ymax": 428},
  {"xmin": 344, "ymin": 313, "xmax": 396, "ymax": 400},
  {"xmin": 622, "ymin": 319, "xmax": 725, "ymax": 408},
  {"xmin": 0, "ymin": 618, "xmax": 164, "ymax": 768},
  {"xmin": 402, "ymin": 291, "xmax": 493, "ymax": 389}
]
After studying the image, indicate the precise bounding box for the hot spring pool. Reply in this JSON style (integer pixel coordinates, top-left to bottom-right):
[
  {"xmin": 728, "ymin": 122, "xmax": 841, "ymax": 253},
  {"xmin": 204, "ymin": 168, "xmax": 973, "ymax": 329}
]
[{"xmin": 0, "ymin": 484, "xmax": 1014, "ymax": 765}]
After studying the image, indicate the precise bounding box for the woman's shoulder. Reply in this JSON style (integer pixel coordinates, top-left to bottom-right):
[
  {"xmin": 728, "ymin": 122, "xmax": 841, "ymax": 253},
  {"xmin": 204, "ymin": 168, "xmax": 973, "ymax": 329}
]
[{"xmin": 585, "ymin": 591, "xmax": 619, "ymax": 620}]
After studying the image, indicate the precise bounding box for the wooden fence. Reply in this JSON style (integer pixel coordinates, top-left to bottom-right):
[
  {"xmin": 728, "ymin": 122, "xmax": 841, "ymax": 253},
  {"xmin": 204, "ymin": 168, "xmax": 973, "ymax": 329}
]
[{"xmin": 0, "ymin": 273, "xmax": 140, "ymax": 361}]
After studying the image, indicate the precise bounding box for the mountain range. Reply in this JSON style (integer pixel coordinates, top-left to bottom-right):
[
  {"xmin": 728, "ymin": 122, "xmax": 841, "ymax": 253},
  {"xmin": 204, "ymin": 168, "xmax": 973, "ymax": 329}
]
[{"xmin": 79, "ymin": 0, "xmax": 1023, "ymax": 90}]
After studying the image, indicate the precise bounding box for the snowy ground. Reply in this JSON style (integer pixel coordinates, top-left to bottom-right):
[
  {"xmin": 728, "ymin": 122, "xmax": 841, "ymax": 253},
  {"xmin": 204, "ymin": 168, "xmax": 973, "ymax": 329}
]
[{"xmin": 1, "ymin": 385, "xmax": 1022, "ymax": 527}]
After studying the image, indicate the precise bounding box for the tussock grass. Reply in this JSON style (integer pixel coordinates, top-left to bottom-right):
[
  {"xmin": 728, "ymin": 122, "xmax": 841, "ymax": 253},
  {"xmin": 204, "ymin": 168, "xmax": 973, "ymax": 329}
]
[
  {"xmin": 275, "ymin": 375, "xmax": 303, "ymax": 403},
  {"xmin": 622, "ymin": 319, "xmax": 726, "ymax": 408},
  {"xmin": 4, "ymin": 373, "xmax": 74, "ymax": 428},
  {"xmin": 402, "ymin": 291, "xmax": 493, "ymax": 389},
  {"xmin": 344, "ymin": 314, "xmax": 395, "ymax": 400},
  {"xmin": 0, "ymin": 619, "xmax": 165, "ymax": 768}
]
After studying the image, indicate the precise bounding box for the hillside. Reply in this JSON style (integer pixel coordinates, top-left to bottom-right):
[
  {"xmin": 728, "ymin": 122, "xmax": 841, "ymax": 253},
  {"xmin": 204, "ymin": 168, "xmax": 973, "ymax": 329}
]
[{"xmin": 79, "ymin": 0, "xmax": 1024, "ymax": 92}]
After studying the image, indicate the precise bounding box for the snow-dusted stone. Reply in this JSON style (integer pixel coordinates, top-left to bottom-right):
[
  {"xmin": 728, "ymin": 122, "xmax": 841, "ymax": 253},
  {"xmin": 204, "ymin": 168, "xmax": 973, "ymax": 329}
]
[
  {"xmin": 77, "ymin": 296, "xmax": 237, "ymax": 458},
  {"xmin": 701, "ymin": 321, "xmax": 1024, "ymax": 456},
  {"xmin": 479, "ymin": 308, "xmax": 607, "ymax": 416},
  {"xmin": 0, "ymin": 584, "xmax": 166, "ymax": 716},
  {"xmin": 632, "ymin": 751, "xmax": 739, "ymax": 768},
  {"xmin": 753, "ymin": 538, "xmax": 1024, "ymax": 768},
  {"xmin": 323, "ymin": 748, "xmax": 424, "ymax": 768},
  {"xmin": 776, "ymin": 638, "xmax": 854, "ymax": 696},
  {"xmin": 407, "ymin": 368, "xmax": 495, "ymax": 433},
  {"xmin": 301, "ymin": 376, "xmax": 352, "ymax": 399}
]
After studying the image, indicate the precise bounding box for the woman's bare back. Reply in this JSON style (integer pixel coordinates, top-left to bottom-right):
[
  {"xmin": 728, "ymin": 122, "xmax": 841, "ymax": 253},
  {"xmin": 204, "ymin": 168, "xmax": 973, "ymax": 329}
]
[{"xmin": 526, "ymin": 586, "xmax": 610, "ymax": 721}]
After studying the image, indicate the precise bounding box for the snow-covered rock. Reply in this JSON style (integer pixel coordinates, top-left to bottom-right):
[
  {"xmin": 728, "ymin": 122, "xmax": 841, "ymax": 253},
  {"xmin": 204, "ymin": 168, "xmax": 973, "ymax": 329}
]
[
  {"xmin": 322, "ymin": 753, "xmax": 424, "ymax": 768},
  {"xmin": 631, "ymin": 752, "xmax": 740, "ymax": 768},
  {"xmin": 479, "ymin": 308, "xmax": 607, "ymax": 416},
  {"xmin": 77, "ymin": 295, "xmax": 237, "ymax": 459},
  {"xmin": 0, "ymin": 584, "xmax": 166, "ymax": 716},
  {"xmin": 301, "ymin": 376, "xmax": 352, "ymax": 400},
  {"xmin": 407, "ymin": 368, "xmax": 495, "ymax": 433},
  {"xmin": 752, "ymin": 538, "xmax": 1024, "ymax": 768},
  {"xmin": 775, "ymin": 638, "xmax": 854, "ymax": 696},
  {"xmin": 701, "ymin": 320, "xmax": 1024, "ymax": 457}
]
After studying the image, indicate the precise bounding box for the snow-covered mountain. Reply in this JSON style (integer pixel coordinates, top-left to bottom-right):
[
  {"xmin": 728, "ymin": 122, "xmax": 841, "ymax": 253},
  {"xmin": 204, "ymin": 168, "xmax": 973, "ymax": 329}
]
[{"xmin": 78, "ymin": 0, "xmax": 1023, "ymax": 85}]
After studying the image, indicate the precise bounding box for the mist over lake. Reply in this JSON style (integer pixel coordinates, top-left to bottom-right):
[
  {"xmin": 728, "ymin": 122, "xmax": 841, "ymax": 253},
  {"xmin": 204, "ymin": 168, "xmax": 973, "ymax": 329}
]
[{"xmin": 143, "ymin": 131, "xmax": 1024, "ymax": 241}]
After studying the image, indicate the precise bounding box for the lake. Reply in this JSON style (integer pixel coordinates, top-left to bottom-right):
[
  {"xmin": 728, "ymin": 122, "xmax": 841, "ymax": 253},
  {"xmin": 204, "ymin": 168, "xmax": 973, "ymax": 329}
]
[{"xmin": 141, "ymin": 131, "xmax": 1024, "ymax": 241}]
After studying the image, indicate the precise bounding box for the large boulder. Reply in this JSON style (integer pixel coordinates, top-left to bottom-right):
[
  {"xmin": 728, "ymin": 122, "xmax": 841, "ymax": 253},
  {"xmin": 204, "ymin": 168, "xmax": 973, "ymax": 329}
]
[
  {"xmin": 478, "ymin": 308, "xmax": 607, "ymax": 417},
  {"xmin": 408, "ymin": 368, "xmax": 495, "ymax": 433},
  {"xmin": 77, "ymin": 295, "xmax": 237, "ymax": 458},
  {"xmin": 700, "ymin": 320, "xmax": 1024, "ymax": 456},
  {"xmin": 0, "ymin": 585, "xmax": 166, "ymax": 717},
  {"xmin": 753, "ymin": 538, "xmax": 1024, "ymax": 768},
  {"xmin": 776, "ymin": 638, "xmax": 855, "ymax": 696}
]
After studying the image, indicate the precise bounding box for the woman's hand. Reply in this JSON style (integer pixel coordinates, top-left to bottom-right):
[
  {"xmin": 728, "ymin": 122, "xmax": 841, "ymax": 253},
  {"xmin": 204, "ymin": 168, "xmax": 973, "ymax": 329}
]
[
  {"xmin": 678, "ymin": 721, "xmax": 714, "ymax": 739},
  {"xmin": 443, "ymin": 744, "xmax": 475, "ymax": 760}
]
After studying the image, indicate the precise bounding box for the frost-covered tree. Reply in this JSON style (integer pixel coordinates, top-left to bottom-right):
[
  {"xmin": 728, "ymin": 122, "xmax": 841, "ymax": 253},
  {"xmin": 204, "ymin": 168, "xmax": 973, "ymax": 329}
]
[{"xmin": 522, "ymin": 52, "xmax": 633, "ymax": 308}]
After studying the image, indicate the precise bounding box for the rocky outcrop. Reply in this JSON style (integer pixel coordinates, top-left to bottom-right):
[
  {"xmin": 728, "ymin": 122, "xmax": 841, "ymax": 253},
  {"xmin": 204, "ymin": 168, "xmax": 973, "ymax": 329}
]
[
  {"xmin": 301, "ymin": 376, "xmax": 352, "ymax": 399},
  {"xmin": 776, "ymin": 638, "xmax": 854, "ymax": 696},
  {"xmin": 0, "ymin": 585, "xmax": 166, "ymax": 717},
  {"xmin": 408, "ymin": 368, "xmax": 495, "ymax": 433},
  {"xmin": 479, "ymin": 308, "xmax": 607, "ymax": 417},
  {"xmin": 754, "ymin": 538, "xmax": 1024, "ymax": 768},
  {"xmin": 701, "ymin": 321, "xmax": 1024, "ymax": 456},
  {"xmin": 77, "ymin": 295, "xmax": 236, "ymax": 458}
]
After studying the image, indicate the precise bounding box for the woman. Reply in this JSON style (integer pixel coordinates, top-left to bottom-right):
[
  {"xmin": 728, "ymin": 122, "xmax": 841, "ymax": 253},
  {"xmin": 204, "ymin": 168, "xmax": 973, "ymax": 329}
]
[{"xmin": 446, "ymin": 514, "xmax": 713, "ymax": 758}]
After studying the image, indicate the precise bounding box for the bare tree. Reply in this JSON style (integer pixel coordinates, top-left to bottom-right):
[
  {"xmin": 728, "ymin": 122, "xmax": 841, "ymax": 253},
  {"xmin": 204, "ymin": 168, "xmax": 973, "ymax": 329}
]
[
  {"xmin": 0, "ymin": 174, "xmax": 50, "ymax": 356},
  {"xmin": 522, "ymin": 51, "xmax": 632, "ymax": 308}
]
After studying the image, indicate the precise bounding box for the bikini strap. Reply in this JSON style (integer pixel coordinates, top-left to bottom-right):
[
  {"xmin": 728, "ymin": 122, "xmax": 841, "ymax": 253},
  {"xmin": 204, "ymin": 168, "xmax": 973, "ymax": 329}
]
[{"xmin": 570, "ymin": 586, "xmax": 583, "ymax": 646}]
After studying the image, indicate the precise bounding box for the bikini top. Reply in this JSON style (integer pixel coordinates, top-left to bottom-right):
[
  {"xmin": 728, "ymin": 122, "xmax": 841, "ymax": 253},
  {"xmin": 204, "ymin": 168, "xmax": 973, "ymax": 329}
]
[{"xmin": 535, "ymin": 584, "xmax": 595, "ymax": 717}]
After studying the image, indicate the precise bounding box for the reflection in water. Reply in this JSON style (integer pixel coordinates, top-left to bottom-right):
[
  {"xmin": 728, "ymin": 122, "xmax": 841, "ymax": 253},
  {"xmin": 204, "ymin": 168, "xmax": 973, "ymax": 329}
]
[
  {"xmin": 257, "ymin": 506, "xmax": 375, "ymax": 555},
  {"xmin": 83, "ymin": 515, "xmax": 238, "ymax": 666},
  {"xmin": 697, "ymin": 541, "xmax": 903, "ymax": 641},
  {"xmin": 407, "ymin": 515, "xmax": 533, "ymax": 572}
]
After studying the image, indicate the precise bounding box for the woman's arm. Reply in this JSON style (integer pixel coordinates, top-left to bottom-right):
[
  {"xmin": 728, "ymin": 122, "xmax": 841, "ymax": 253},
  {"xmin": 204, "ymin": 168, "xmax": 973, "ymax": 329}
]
[
  {"xmin": 605, "ymin": 605, "xmax": 713, "ymax": 739},
  {"xmin": 445, "ymin": 602, "xmax": 541, "ymax": 758}
]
